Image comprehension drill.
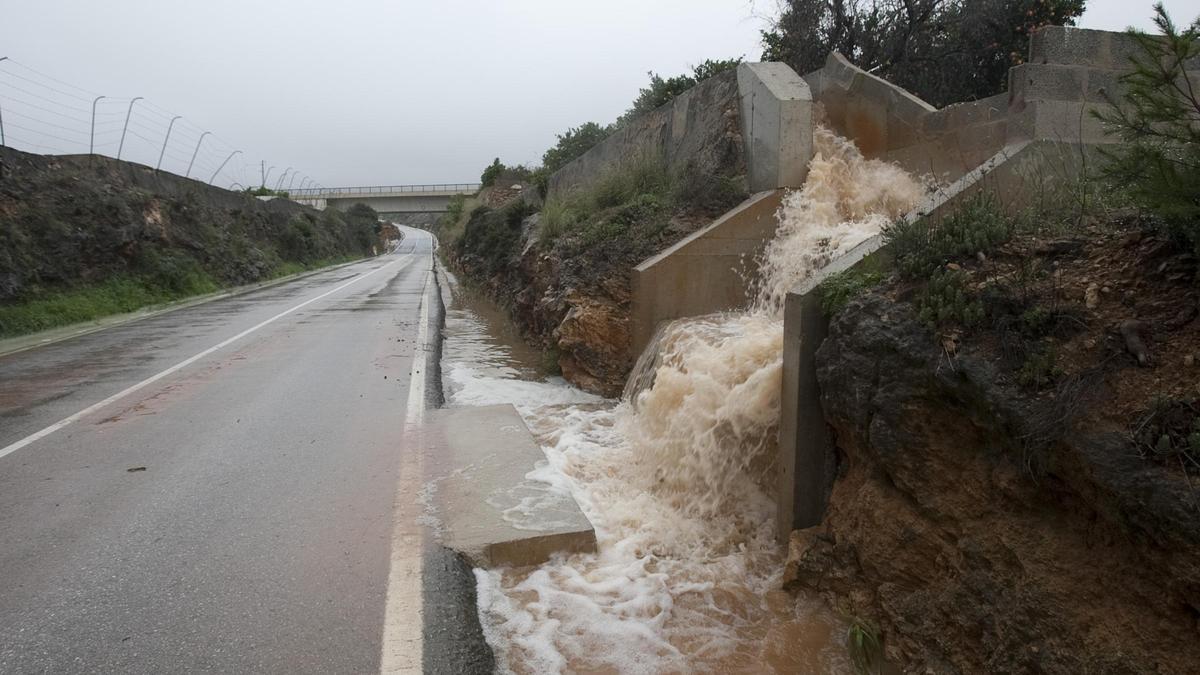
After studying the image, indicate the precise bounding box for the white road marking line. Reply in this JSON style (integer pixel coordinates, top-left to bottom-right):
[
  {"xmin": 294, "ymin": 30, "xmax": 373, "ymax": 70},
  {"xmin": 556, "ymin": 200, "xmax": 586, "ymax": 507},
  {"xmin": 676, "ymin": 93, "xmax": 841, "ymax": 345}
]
[
  {"xmin": 381, "ymin": 257, "xmax": 433, "ymax": 674},
  {"xmin": 0, "ymin": 257, "xmax": 408, "ymax": 462},
  {"xmin": 382, "ymin": 228, "xmax": 437, "ymax": 671}
]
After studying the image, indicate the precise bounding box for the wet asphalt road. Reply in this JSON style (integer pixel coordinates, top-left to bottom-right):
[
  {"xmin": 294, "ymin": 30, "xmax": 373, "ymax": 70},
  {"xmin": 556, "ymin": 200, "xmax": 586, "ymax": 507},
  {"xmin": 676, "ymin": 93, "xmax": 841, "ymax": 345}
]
[{"xmin": 0, "ymin": 227, "xmax": 490, "ymax": 673}]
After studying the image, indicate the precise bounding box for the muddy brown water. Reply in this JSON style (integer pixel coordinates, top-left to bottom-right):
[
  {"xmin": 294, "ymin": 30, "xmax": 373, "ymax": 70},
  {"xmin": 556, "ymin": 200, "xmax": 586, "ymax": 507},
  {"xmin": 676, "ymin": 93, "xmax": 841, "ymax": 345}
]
[{"xmin": 436, "ymin": 264, "xmax": 852, "ymax": 673}]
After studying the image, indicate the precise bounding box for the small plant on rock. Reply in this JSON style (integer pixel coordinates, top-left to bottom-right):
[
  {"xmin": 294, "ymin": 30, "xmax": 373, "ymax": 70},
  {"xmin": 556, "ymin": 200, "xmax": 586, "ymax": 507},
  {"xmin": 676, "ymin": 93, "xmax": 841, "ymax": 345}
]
[
  {"xmin": 1017, "ymin": 343, "xmax": 1062, "ymax": 390},
  {"xmin": 846, "ymin": 617, "xmax": 884, "ymax": 675},
  {"xmin": 1132, "ymin": 396, "xmax": 1200, "ymax": 475},
  {"xmin": 917, "ymin": 268, "xmax": 986, "ymax": 328}
]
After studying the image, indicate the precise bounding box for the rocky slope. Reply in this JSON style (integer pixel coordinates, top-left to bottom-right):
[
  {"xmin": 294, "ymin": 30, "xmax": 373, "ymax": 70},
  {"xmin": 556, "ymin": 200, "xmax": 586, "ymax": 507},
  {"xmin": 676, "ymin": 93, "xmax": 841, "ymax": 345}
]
[
  {"xmin": 786, "ymin": 287, "xmax": 1200, "ymax": 673},
  {"xmin": 0, "ymin": 147, "xmax": 378, "ymax": 304}
]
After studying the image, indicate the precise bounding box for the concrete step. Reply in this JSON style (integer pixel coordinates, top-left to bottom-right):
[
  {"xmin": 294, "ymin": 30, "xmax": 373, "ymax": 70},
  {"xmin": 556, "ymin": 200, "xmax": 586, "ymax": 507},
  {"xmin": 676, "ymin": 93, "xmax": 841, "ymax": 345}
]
[{"xmin": 424, "ymin": 404, "xmax": 595, "ymax": 568}]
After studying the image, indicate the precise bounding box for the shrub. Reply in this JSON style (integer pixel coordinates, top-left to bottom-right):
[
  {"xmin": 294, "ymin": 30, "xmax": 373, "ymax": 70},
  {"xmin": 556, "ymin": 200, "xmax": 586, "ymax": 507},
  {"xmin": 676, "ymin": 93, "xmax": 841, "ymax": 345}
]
[
  {"xmin": 540, "ymin": 156, "xmax": 673, "ymax": 244},
  {"xmin": 542, "ymin": 122, "xmax": 612, "ymax": 174},
  {"xmin": 616, "ymin": 59, "xmax": 742, "ymax": 126},
  {"xmin": 884, "ymin": 193, "xmax": 1016, "ymax": 279},
  {"xmin": 480, "ymin": 158, "xmax": 505, "ymax": 187},
  {"xmin": 244, "ymin": 186, "xmax": 289, "ymax": 198},
  {"xmin": 671, "ymin": 166, "xmax": 749, "ymax": 213},
  {"xmin": 1131, "ymin": 396, "xmax": 1200, "ymax": 474},
  {"xmin": 134, "ymin": 248, "xmax": 218, "ymax": 296},
  {"xmin": 1095, "ymin": 4, "xmax": 1200, "ymax": 249},
  {"xmin": 1017, "ymin": 344, "xmax": 1062, "ymax": 389},
  {"xmin": 279, "ymin": 215, "xmax": 318, "ymax": 261},
  {"xmin": 455, "ymin": 201, "xmax": 535, "ymax": 276},
  {"xmin": 342, "ymin": 203, "xmax": 379, "ymax": 252}
]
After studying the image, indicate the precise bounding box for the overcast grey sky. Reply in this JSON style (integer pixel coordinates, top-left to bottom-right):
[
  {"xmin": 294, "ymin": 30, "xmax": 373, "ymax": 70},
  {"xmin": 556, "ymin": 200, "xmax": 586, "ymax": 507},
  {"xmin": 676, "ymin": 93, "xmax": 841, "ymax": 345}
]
[{"xmin": 1, "ymin": 1, "xmax": 1193, "ymax": 189}]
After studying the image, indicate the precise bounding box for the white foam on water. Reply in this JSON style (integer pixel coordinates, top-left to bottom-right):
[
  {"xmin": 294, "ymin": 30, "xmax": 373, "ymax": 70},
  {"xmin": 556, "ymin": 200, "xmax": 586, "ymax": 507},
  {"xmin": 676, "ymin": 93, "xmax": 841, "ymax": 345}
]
[
  {"xmin": 415, "ymin": 479, "xmax": 445, "ymax": 537},
  {"xmin": 466, "ymin": 128, "xmax": 925, "ymax": 673}
]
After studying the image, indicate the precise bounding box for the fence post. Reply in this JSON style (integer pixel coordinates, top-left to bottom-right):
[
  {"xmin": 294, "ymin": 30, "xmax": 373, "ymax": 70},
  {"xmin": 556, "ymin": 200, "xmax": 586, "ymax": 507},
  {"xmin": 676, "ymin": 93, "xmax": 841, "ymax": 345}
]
[
  {"xmin": 210, "ymin": 149, "xmax": 241, "ymax": 185},
  {"xmin": 185, "ymin": 131, "xmax": 210, "ymax": 178},
  {"xmin": 90, "ymin": 96, "xmax": 106, "ymax": 156},
  {"xmin": 116, "ymin": 97, "xmax": 143, "ymax": 160},
  {"xmin": 156, "ymin": 115, "xmax": 181, "ymax": 171},
  {"xmin": 0, "ymin": 58, "xmax": 8, "ymax": 149}
]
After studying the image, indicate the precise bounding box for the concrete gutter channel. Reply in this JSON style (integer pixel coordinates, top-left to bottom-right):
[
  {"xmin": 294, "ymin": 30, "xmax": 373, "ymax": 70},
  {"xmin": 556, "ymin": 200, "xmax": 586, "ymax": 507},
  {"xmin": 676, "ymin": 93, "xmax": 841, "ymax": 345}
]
[{"xmin": 419, "ymin": 251, "xmax": 597, "ymax": 673}]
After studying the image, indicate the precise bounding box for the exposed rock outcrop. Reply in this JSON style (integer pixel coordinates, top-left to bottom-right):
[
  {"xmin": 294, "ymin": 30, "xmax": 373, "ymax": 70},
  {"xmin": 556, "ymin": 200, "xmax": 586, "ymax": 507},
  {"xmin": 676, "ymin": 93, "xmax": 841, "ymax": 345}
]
[{"xmin": 787, "ymin": 293, "xmax": 1200, "ymax": 674}]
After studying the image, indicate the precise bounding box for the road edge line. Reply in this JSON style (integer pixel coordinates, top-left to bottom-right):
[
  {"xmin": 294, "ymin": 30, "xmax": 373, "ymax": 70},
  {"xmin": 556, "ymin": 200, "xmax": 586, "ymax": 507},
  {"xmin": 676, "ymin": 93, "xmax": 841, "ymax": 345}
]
[
  {"xmin": 380, "ymin": 261, "xmax": 433, "ymax": 673},
  {"xmin": 0, "ymin": 257, "xmax": 405, "ymax": 463}
]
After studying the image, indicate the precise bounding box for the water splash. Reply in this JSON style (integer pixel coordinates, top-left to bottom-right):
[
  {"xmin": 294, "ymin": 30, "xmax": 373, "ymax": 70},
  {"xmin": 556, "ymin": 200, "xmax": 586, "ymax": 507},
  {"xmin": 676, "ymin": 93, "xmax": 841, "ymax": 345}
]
[{"xmin": 471, "ymin": 127, "xmax": 924, "ymax": 673}]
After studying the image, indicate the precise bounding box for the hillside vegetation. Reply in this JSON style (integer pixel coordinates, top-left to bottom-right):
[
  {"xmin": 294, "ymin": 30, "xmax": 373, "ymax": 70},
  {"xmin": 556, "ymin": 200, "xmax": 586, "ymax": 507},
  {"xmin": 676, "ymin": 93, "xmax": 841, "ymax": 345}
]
[{"xmin": 0, "ymin": 148, "xmax": 380, "ymax": 337}]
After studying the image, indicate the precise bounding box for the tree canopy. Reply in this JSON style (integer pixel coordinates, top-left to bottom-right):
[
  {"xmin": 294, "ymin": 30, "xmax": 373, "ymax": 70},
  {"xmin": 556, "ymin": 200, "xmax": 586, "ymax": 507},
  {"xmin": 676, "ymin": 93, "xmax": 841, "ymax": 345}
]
[{"xmin": 761, "ymin": 0, "xmax": 1086, "ymax": 107}]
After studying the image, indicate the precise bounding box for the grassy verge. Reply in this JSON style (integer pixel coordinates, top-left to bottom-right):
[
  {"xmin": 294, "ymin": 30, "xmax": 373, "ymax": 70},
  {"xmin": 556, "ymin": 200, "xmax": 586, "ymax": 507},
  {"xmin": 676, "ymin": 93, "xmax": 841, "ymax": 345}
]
[
  {"xmin": 539, "ymin": 155, "xmax": 745, "ymax": 248},
  {"xmin": 0, "ymin": 255, "xmax": 363, "ymax": 339}
]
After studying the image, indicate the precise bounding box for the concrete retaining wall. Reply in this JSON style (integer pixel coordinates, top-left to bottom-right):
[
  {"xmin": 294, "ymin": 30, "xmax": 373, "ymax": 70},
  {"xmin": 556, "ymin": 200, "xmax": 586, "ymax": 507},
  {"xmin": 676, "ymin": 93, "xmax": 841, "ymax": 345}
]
[
  {"xmin": 739, "ymin": 63, "xmax": 814, "ymax": 192},
  {"xmin": 625, "ymin": 64, "xmax": 815, "ymax": 357},
  {"xmin": 631, "ymin": 189, "xmax": 783, "ymax": 354},
  {"xmin": 546, "ymin": 70, "xmax": 745, "ymax": 199}
]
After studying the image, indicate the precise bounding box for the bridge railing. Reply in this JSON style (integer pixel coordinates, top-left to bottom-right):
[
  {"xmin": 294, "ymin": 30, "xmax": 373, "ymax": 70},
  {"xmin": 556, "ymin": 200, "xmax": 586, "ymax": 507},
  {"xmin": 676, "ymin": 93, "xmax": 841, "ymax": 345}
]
[{"xmin": 289, "ymin": 183, "xmax": 481, "ymax": 198}]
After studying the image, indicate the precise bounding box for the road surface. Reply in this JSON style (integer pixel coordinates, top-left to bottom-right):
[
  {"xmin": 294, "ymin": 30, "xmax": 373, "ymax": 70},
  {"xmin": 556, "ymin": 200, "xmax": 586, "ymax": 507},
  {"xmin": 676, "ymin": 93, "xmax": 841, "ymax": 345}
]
[{"xmin": 0, "ymin": 227, "xmax": 490, "ymax": 673}]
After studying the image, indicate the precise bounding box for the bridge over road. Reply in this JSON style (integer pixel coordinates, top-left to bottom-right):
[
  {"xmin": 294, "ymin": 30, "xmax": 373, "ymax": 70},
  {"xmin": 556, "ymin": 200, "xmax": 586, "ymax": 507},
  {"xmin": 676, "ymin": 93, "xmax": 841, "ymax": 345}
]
[{"xmin": 290, "ymin": 183, "xmax": 480, "ymax": 224}]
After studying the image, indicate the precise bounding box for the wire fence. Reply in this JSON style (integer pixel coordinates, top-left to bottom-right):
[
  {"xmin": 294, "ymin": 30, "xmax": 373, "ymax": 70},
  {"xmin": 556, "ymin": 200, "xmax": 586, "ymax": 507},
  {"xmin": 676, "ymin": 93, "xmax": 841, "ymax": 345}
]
[{"xmin": 0, "ymin": 57, "xmax": 322, "ymax": 192}]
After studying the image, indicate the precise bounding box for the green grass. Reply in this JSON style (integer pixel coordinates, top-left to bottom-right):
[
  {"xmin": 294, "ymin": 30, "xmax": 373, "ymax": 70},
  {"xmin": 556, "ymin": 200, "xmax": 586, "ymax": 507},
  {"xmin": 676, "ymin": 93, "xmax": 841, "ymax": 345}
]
[
  {"xmin": 540, "ymin": 155, "xmax": 675, "ymax": 245},
  {"xmin": 0, "ymin": 275, "xmax": 217, "ymax": 338},
  {"xmin": 269, "ymin": 254, "xmax": 360, "ymax": 280},
  {"xmin": 820, "ymin": 269, "xmax": 884, "ymax": 316},
  {"xmin": 0, "ymin": 255, "xmax": 363, "ymax": 339},
  {"xmin": 846, "ymin": 618, "xmax": 884, "ymax": 675}
]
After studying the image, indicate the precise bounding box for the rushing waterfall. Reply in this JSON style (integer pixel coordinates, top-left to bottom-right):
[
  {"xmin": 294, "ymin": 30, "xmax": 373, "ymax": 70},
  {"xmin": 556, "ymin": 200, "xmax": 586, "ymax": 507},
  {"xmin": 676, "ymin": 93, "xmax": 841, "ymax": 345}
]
[{"xmin": 465, "ymin": 128, "xmax": 925, "ymax": 673}]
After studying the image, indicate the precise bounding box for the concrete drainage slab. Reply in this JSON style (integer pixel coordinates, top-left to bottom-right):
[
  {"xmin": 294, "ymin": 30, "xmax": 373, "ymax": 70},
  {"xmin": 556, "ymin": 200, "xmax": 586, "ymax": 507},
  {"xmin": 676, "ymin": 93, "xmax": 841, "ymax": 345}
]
[{"xmin": 424, "ymin": 404, "xmax": 596, "ymax": 568}]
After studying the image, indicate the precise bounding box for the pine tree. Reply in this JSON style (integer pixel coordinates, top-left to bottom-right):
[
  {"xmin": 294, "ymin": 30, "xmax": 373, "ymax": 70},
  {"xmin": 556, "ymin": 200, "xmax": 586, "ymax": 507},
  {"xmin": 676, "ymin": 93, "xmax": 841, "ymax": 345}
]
[{"xmin": 1095, "ymin": 4, "xmax": 1200, "ymax": 240}]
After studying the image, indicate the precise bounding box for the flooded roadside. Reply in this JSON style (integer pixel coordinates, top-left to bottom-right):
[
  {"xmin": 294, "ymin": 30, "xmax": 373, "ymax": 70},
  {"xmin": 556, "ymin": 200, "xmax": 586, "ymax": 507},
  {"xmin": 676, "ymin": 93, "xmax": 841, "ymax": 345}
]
[{"xmin": 437, "ymin": 247, "xmax": 854, "ymax": 672}]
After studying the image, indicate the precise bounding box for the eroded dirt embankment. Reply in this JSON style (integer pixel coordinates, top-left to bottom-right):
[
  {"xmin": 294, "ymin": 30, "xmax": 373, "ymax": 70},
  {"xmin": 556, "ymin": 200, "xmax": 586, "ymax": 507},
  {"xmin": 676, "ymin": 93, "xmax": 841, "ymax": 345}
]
[
  {"xmin": 788, "ymin": 275, "xmax": 1200, "ymax": 673},
  {"xmin": 449, "ymin": 193, "xmax": 743, "ymax": 398}
]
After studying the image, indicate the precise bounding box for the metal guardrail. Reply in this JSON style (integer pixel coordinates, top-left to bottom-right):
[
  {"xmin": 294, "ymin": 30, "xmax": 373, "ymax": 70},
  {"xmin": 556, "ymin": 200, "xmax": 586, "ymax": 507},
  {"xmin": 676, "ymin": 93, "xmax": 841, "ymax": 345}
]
[{"xmin": 289, "ymin": 183, "xmax": 481, "ymax": 198}]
